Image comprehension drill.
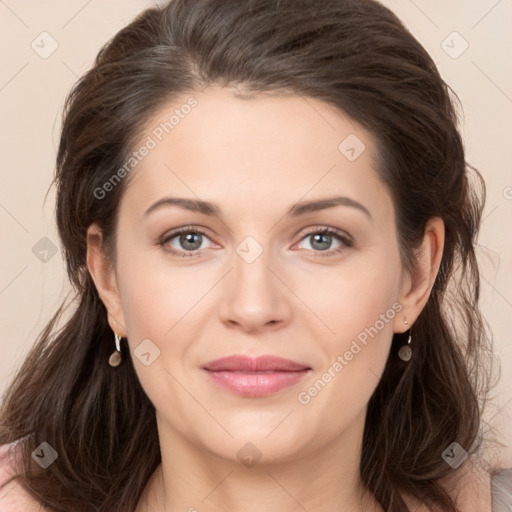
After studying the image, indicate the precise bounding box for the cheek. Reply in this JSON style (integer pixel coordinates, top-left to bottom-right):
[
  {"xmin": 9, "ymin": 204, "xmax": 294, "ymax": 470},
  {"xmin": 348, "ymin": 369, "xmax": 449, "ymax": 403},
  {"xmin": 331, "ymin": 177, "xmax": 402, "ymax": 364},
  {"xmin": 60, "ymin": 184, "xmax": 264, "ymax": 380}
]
[
  {"xmin": 117, "ymin": 268, "xmax": 168, "ymax": 339},
  {"xmin": 298, "ymin": 259, "xmax": 401, "ymax": 415},
  {"xmin": 314, "ymin": 253, "xmax": 401, "ymax": 344},
  {"xmin": 114, "ymin": 235, "xmax": 190, "ymax": 338},
  {"xmin": 298, "ymin": 321, "xmax": 393, "ymax": 436}
]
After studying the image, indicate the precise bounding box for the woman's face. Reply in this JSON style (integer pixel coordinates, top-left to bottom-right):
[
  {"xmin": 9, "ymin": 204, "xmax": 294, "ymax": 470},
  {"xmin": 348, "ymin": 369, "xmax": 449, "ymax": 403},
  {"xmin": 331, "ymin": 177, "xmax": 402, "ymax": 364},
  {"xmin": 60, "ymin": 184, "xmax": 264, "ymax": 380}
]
[{"xmin": 94, "ymin": 84, "xmax": 415, "ymax": 465}]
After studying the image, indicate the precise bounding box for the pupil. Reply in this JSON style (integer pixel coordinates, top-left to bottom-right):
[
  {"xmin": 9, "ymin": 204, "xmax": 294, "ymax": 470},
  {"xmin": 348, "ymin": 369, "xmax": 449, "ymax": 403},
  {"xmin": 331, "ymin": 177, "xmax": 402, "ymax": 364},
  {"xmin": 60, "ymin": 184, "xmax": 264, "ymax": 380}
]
[
  {"xmin": 312, "ymin": 233, "xmax": 331, "ymax": 251},
  {"xmin": 182, "ymin": 232, "xmax": 201, "ymax": 250}
]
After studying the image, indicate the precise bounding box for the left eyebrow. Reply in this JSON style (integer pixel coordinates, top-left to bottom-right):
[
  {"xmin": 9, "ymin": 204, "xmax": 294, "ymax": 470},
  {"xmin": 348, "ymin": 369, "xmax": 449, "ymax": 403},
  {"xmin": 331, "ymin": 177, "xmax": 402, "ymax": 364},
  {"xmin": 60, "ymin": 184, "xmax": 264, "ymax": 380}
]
[{"xmin": 286, "ymin": 195, "xmax": 372, "ymax": 220}]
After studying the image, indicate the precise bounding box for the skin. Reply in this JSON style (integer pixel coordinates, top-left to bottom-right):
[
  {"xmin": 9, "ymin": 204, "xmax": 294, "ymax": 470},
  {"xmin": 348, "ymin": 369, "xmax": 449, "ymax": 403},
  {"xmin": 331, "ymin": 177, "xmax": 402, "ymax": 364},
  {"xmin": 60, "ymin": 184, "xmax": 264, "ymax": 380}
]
[{"xmin": 86, "ymin": 84, "xmax": 444, "ymax": 512}]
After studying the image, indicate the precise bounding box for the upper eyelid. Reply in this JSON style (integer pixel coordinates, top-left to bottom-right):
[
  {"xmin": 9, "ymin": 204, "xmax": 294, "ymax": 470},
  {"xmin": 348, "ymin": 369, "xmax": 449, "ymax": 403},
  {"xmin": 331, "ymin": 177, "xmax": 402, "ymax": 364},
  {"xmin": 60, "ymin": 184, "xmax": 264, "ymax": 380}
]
[{"xmin": 160, "ymin": 225, "xmax": 351, "ymax": 248}]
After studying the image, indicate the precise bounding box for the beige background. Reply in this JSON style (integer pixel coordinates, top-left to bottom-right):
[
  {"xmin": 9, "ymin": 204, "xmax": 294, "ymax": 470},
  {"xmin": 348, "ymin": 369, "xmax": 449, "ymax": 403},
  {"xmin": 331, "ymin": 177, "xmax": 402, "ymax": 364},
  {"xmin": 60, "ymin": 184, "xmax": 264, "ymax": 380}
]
[{"xmin": 1, "ymin": 1, "xmax": 511, "ymax": 464}]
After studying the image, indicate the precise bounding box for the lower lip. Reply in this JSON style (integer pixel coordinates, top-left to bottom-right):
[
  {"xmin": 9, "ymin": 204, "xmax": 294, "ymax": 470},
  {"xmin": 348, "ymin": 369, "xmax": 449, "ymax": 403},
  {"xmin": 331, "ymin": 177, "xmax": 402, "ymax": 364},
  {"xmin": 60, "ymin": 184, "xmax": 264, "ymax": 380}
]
[{"xmin": 203, "ymin": 369, "xmax": 310, "ymax": 397}]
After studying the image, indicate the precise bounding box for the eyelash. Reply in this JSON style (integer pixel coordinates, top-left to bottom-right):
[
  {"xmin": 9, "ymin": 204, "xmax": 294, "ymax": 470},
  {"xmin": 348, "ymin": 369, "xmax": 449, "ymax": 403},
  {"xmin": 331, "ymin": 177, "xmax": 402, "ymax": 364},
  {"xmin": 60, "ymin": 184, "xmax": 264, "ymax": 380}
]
[{"xmin": 158, "ymin": 225, "xmax": 353, "ymax": 258}]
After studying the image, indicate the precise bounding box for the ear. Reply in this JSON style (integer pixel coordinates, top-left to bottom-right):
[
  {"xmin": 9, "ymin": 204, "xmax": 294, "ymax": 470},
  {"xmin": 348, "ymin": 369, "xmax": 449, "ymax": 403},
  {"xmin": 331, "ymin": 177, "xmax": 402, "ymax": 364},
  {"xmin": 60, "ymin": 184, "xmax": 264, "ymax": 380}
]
[
  {"xmin": 86, "ymin": 223, "xmax": 127, "ymax": 337},
  {"xmin": 394, "ymin": 217, "xmax": 445, "ymax": 333}
]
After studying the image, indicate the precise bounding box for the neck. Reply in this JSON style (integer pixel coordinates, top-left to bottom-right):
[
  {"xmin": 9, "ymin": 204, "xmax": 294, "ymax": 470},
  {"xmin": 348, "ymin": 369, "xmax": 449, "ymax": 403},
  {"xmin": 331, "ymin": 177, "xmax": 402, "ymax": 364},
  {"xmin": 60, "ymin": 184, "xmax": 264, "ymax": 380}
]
[{"xmin": 138, "ymin": 410, "xmax": 384, "ymax": 512}]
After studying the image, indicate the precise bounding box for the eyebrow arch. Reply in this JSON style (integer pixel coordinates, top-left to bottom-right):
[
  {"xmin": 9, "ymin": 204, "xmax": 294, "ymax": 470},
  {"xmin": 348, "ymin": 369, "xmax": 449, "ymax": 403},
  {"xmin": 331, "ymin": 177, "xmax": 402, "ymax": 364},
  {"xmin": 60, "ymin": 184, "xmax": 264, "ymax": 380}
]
[{"xmin": 143, "ymin": 195, "xmax": 372, "ymax": 220}]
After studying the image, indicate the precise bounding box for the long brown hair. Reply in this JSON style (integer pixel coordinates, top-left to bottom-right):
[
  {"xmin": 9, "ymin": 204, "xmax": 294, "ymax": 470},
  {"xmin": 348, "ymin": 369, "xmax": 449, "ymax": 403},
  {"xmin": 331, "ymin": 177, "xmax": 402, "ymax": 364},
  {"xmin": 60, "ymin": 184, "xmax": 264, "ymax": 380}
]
[{"xmin": 0, "ymin": 0, "xmax": 496, "ymax": 510}]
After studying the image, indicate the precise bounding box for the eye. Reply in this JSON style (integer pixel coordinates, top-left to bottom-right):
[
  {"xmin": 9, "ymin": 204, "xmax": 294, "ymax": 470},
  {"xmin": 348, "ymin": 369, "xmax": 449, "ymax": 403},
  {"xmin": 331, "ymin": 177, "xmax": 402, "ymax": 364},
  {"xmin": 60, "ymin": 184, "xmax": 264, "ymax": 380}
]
[
  {"xmin": 159, "ymin": 226, "xmax": 214, "ymax": 257},
  {"xmin": 295, "ymin": 227, "xmax": 353, "ymax": 257},
  {"xmin": 158, "ymin": 225, "xmax": 353, "ymax": 258}
]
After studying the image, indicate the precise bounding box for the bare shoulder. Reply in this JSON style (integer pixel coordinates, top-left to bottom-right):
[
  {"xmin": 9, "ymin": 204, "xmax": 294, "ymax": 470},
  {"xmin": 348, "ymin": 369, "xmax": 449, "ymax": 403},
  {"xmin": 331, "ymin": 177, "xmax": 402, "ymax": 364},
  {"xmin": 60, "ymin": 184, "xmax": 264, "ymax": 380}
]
[{"xmin": 0, "ymin": 442, "xmax": 45, "ymax": 512}]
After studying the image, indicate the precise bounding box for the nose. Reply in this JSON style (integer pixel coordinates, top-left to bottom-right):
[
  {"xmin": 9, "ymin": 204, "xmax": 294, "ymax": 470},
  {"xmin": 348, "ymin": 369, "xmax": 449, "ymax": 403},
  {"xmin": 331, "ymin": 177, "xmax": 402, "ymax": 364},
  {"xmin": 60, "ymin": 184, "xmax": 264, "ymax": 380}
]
[{"xmin": 218, "ymin": 247, "xmax": 293, "ymax": 333}]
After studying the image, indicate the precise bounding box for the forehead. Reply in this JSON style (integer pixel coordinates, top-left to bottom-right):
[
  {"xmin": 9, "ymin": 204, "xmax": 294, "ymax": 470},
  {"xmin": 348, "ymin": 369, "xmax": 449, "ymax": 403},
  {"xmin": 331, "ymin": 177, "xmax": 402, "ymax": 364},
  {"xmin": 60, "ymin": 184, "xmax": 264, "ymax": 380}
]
[{"xmin": 120, "ymin": 84, "xmax": 392, "ymax": 222}]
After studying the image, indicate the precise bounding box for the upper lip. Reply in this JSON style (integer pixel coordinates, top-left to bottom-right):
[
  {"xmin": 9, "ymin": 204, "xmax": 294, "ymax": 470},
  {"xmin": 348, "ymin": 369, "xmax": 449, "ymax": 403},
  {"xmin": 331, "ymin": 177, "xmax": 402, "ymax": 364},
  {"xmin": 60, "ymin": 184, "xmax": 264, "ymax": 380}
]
[{"xmin": 202, "ymin": 355, "xmax": 310, "ymax": 372}]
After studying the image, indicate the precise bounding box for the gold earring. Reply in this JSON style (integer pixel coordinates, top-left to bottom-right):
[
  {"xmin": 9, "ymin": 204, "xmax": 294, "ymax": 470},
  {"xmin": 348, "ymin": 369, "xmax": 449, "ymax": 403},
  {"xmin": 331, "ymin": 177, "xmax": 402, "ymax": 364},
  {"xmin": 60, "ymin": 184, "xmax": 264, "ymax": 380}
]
[{"xmin": 108, "ymin": 331, "xmax": 122, "ymax": 367}]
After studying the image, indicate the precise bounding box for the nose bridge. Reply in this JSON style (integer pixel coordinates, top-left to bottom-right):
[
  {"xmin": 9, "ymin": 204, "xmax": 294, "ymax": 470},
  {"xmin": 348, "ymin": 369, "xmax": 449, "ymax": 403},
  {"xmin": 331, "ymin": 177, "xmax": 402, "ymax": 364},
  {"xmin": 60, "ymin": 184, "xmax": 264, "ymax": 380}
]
[
  {"xmin": 233, "ymin": 236, "xmax": 279, "ymax": 305},
  {"xmin": 219, "ymin": 233, "xmax": 292, "ymax": 330}
]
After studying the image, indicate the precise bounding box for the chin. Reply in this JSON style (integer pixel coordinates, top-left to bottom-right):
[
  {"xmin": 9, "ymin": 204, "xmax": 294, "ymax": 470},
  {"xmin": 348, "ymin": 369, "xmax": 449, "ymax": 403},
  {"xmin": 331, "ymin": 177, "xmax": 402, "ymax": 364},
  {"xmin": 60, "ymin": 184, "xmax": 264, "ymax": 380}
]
[{"xmin": 198, "ymin": 424, "xmax": 312, "ymax": 466}]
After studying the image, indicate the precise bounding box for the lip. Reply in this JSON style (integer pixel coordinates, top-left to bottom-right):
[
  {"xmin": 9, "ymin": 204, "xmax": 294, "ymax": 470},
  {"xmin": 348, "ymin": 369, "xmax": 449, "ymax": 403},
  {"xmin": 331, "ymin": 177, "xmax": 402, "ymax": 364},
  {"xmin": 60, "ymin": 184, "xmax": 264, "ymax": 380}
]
[
  {"xmin": 203, "ymin": 355, "xmax": 310, "ymax": 372},
  {"xmin": 202, "ymin": 355, "xmax": 311, "ymax": 397}
]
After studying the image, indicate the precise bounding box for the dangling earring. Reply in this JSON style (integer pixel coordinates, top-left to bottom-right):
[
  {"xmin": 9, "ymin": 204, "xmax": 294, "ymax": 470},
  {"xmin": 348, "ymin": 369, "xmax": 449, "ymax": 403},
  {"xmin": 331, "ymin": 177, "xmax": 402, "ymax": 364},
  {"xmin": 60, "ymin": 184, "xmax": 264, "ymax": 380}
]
[
  {"xmin": 108, "ymin": 331, "xmax": 122, "ymax": 367},
  {"xmin": 398, "ymin": 319, "xmax": 412, "ymax": 362}
]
